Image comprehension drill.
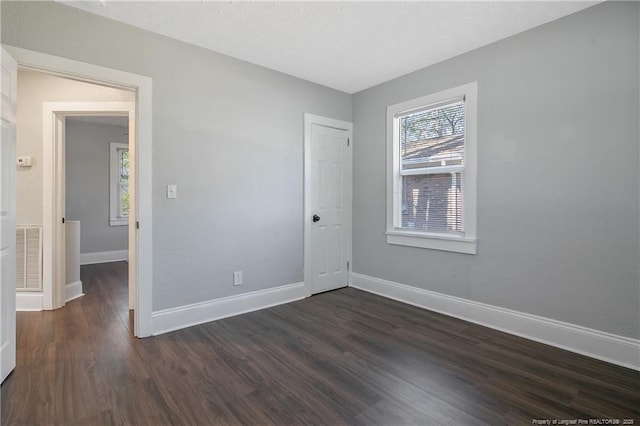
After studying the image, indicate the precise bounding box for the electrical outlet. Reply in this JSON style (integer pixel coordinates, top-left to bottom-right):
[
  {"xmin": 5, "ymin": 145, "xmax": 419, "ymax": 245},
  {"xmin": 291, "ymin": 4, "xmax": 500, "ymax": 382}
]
[{"xmin": 233, "ymin": 271, "xmax": 243, "ymax": 286}]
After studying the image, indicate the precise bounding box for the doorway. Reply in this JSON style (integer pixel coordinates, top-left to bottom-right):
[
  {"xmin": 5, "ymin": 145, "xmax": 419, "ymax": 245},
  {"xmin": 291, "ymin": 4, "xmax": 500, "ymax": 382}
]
[
  {"xmin": 64, "ymin": 114, "xmax": 134, "ymax": 309},
  {"xmin": 41, "ymin": 101, "xmax": 136, "ymax": 315},
  {"xmin": 5, "ymin": 45, "xmax": 153, "ymax": 340}
]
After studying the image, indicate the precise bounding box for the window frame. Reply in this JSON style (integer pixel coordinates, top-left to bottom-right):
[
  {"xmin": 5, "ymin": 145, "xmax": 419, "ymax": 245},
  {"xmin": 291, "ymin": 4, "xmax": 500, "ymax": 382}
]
[
  {"xmin": 386, "ymin": 82, "xmax": 478, "ymax": 254},
  {"xmin": 109, "ymin": 142, "xmax": 129, "ymax": 227}
]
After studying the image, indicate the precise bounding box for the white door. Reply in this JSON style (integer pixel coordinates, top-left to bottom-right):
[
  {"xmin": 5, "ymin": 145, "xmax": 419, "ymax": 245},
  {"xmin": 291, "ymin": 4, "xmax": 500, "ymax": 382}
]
[
  {"xmin": 1, "ymin": 48, "xmax": 17, "ymax": 383},
  {"xmin": 305, "ymin": 114, "xmax": 352, "ymax": 295}
]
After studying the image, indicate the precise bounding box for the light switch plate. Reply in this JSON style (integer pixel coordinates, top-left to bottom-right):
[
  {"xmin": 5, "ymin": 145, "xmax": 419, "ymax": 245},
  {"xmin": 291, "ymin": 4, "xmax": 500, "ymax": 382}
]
[
  {"xmin": 167, "ymin": 185, "xmax": 177, "ymax": 199},
  {"xmin": 233, "ymin": 271, "xmax": 243, "ymax": 286}
]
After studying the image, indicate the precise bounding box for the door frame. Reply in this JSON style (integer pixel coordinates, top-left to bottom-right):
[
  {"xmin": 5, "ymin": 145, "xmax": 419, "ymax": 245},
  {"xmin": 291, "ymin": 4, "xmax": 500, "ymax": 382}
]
[
  {"xmin": 303, "ymin": 113, "xmax": 353, "ymax": 297},
  {"xmin": 42, "ymin": 102, "xmax": 135, "ymax": 312},
  {"xmin": 5, "ymin": 45, "xmax": 153, "ymax": 337}
]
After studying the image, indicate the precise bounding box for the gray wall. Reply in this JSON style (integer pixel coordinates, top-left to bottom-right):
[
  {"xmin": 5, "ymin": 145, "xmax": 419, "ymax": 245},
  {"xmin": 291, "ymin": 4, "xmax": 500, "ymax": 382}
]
[
  {"xmin": 2, "ymin": 1, "xmax": 352, "ymax": 310},
  {"xmin": 65, "ymin": 119, "xmax": 129, "ymax": 254},
  {"xmin": 352, "ymin": 1, "xmax": 639, "ymax": 339},
  {"xmin": 5, "ymin": 1, "xmax": 638, "ymax": 340}
]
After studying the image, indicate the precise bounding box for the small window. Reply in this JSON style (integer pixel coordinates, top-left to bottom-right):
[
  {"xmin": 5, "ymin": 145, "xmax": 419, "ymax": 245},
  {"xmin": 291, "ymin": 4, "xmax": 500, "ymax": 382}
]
[
  {"xmin": 387, "ymin": 82, "xmax": 477, "ymax": 254},
  {"xmin": 109, "ymin": 142, "xmax": 129, "ymax": 226}
]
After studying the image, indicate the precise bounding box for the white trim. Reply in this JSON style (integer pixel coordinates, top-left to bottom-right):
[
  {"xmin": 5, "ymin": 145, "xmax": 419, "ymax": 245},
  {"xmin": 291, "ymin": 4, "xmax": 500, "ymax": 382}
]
[
  {"xmin": 350, "ymin": 273, "xmax": 640, "ymax": 371},
  {"xmin": 386, "ymin": 82, "xmax": 478, "ymax": 254},
  {"xmin": 43, "ymin": 102, "xmax": 134, "ymax": 311},
  {"xmin": 400, "ymin": 164, "xmax": 465, "ymax": 176},
  {"xmin": 152, "ymin": 282, "xmax": 306, "ymax": 336},
  {"xmin": 65, "ymin": 280, "xmax": 84, "ymax": 302},
  {"xmin": 0, "ymin": 341, "xmax": 13, "ymax": 384},
  {"xmin": 41, "ymin": 108, "xmax": 64, "ymax": 310},
  {"xmin": 5, "ymin": 45, "xmax": 154, "ymax": 337},
  {"xmin": 80, "ymin": 249, "xmax": 129, "ymax": 265},
  {"xmin": 386, "ymin": 230, "xmax": 477, "ymax": 254},
  {"xmin": 16, "ymin": 291, "xmax": 43, "ymax": 311},
  {"xmin": 303, "ymin": 113, "xmax": 353, "ymax": 296},
  {"xmin": 1, "ymin": 47, "xmax": 18, "ymax": 383}
]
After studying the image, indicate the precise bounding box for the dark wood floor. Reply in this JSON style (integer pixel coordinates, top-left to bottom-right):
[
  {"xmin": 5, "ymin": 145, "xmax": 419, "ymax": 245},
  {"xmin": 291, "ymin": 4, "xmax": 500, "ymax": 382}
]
[{"xmin": 2, "ymin": 262, "xmax": 639, "ymax": 425}]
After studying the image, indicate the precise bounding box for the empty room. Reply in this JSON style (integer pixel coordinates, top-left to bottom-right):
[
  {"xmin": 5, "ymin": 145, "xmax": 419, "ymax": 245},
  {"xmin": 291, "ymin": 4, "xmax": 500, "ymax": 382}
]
[{"xmin": 1, "ymin": 1, "xmax": 638, "ymax": 425}]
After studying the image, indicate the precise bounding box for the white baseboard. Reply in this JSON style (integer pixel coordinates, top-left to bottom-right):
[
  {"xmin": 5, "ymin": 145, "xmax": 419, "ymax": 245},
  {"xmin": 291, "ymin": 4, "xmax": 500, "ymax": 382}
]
[
  {"xmin": 351, "ymin": 273, "xmax": 640, "ymax": 371},
  {"xmin": 1, "ymin": 340, "xmax": 15, "ymax": 383},
  {"xmin": 16, "ymin": 291, "xmax": 43, "ymax": 311},
  {"xmin": 65, "ymin": 280, "xmax": 84, "ymax": 302},
  {"xmin": 152, "ymin": 282, "xmax": 306, "ymax": 336},
  {"xmin": 80, "ymin": 249, "xmax": 128, "ymax": 265}
]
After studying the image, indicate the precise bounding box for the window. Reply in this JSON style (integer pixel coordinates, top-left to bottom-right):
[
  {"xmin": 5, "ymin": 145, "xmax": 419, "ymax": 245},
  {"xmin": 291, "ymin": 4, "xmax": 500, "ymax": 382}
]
[
  {"xmin": 109, "ymin": 142, "xmax": 129, "ymax": 226},
  {"xmin": 386, "ymin": 82, "xmax": 477, "ymax": 254}
]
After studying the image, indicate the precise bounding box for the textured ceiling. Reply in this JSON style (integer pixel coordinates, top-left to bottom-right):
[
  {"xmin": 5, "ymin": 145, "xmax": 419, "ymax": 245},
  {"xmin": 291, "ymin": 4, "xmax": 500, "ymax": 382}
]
[{"xmin": 61, "ymin": 1, "xmax": 600, "ymax": 94}]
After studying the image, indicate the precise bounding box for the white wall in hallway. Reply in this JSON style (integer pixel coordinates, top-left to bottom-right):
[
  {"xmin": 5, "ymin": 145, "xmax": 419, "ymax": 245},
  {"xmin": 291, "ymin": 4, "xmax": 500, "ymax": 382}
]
[{"xmin": 16, "ymin": 70, "xmax": 134, "ymax": 226}]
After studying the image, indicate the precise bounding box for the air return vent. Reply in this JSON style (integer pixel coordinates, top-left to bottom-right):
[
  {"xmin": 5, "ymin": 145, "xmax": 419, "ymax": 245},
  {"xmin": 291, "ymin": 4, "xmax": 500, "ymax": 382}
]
[{"xmin": 16, "ymin": 226, "xmax": 42, "ymax": 291}]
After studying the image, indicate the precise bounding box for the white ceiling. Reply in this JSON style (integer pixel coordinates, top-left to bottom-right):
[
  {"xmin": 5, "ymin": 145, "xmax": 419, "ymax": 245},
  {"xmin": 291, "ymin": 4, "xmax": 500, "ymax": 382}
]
[{"xmin": 61, "ymin": 1, "xmax": 601, "ymax": 94}]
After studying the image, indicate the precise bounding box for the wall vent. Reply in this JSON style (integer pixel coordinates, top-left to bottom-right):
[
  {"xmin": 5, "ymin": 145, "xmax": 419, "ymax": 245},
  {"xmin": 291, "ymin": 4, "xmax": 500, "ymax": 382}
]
[{"xmin": 16, "ymin": 226, "xmax": 42, "ymax": 291}]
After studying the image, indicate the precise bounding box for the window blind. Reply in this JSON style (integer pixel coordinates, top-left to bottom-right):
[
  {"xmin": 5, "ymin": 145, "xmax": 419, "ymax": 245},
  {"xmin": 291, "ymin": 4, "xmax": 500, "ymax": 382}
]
[
  {"xmin": 118, "ymin": 148, "xmax": 130, "ymax": 218},
  {"xmin": 398, "ymin": 99, "xmax": 465, "ymax": 233}
]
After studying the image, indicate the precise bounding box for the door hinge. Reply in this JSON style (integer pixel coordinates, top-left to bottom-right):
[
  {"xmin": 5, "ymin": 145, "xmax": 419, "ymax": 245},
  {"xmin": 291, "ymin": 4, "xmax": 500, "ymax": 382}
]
[
  {"xmin": 62, "ymin": 217, "xmax": 65, "ymax": 224},
  {"xmin": 347, "ymin": 137, "xmax": 350, "ymax": 147},
  {"xmin": 347, "ymin": 261, "xmax": 350, "ymax": 271},
  {"xmin": 136, "ymin": 221, "xmax": 140, "ymax": 229}
]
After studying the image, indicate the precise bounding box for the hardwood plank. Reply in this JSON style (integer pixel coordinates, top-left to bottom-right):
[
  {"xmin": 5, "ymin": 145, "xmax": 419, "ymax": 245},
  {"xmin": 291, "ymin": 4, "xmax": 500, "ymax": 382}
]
[
  {"xmin": 2, "ymin": 262, "xmax": 639, "ymax": 425},
  {"xmin": 107, "ymin": 378, "xmax": 179, "ymax": 425},
  {"xmin": 69, "ymin": 409, "xmax": 116, "ymax": 426}
]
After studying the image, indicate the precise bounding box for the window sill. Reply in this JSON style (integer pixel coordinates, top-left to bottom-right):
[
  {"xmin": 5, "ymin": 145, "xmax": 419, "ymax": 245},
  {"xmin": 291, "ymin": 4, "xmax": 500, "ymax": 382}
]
[
  {"xmin": 386, "ymin": 229, "xmax": 476, "ymax": 254},
  {"xmin": 109, "ymin": 218, "xmax": 129, "ymax": 227}
]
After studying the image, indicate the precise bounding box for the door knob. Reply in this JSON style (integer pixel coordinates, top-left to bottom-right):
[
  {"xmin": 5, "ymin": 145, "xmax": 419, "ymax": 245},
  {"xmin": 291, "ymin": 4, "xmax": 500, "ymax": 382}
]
[{"xmin": 312, "ymin": 214, "xmax": 320, "ymax": 223}]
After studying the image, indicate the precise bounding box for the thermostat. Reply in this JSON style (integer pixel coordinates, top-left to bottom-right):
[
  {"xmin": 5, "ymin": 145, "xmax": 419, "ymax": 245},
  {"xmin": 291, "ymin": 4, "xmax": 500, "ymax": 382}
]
[{"xmin": 17, "ymin": 156, "xmax": 33, "ymax": 167}]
